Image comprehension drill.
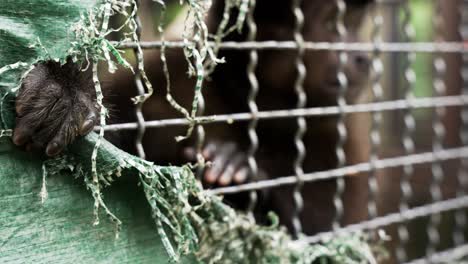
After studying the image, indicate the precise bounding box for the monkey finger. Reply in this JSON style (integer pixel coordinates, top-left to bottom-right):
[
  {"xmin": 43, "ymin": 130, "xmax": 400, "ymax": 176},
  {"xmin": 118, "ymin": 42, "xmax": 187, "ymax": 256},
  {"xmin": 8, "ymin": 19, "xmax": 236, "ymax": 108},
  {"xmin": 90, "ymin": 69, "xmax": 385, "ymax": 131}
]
[
  {"xmin": 16, "ymin": 100, "xmax": 32, "ymax": 118},
  {"xmin": 201, "ymin": 141, "xmax": 218, "ymax": 160},
  {"xmin": 204, "ymin": 143, "xmax": 236, "ymax": 182},
  {"xmin": 45, "ymin": 128, "xmax": 68, "ymax": 157},
  {"xmin": 46, "ymin": 141, "xmax": 63, "ymax": 157},
  {"xmin": 13, "ymin": 116, "xmax": 42, "ymax": 146},
  {"xmin": 15, "ymin": 66, "xmax": 48, "ymax": 116},
  {"xmin": 182, "ymin": 147, "xmax": 197, "ymax": 162},
  {"xmin": 12, "ymin": 130, "xmax": 30, "ymax": 146},
  {"xmin": 233, "ymin": 167, "xmax": 250, "ymax": 184},
  {"xmin": 36, "ymin": 110, "xmax": 73, "ymax": 157},
  {"xmin": 217, "ymin": 154, "xmax": 246, "ymax": 186},
  {"xmin": 14, "ymin": 82, "xmax": 66, "ymax": 147},
  {"xmin": 183, "ymin": 141, "xmax": 218, "ymax": 163},
  {"xmin": 218, "ymin": 165, "xmax": 236, "ymax": 186},
  {"xmin": 204, "ymin": 167, "xmax": 218, "ymax": 185},
  {"xmin": 79, "ymin": 112, "xmax": 97, "ymax": 136}
]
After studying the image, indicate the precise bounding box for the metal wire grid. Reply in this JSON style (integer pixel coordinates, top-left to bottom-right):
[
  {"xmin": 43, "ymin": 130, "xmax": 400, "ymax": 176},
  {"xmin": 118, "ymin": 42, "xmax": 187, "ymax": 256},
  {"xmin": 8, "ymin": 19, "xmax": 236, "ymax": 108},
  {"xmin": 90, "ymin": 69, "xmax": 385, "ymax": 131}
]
[{"xmin": 121, "ymin": 0, "xmax": 468, "ymax": 262}]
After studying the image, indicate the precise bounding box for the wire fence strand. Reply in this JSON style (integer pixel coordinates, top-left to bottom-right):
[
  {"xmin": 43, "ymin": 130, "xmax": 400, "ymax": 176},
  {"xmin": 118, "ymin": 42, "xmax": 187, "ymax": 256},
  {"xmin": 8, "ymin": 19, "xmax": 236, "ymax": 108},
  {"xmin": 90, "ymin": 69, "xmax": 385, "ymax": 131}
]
[
  {"xmin": 209, "ymin": 145, "xmax": 468, "ymax": 195},
  {"xmin": 291, "ymin": 0, "xmax": 307, "ymax": 237},
  {"xmin": 303, "ymin": 194, "xmax": 468, "ymax": 244},
  {"xmin": 245, "ymin": 0, "xmax": 259, "ymax": 215},
  {"xmin": 113, "ymin": 40, "xmax": 468, "ymax": 53},
  {"xmin": 98, "ymin": 95, "xmax": 468, "ymax": 131},
  {"xmin": 404, "ymin": 243, "xmax": 468, "ymax": 264}
]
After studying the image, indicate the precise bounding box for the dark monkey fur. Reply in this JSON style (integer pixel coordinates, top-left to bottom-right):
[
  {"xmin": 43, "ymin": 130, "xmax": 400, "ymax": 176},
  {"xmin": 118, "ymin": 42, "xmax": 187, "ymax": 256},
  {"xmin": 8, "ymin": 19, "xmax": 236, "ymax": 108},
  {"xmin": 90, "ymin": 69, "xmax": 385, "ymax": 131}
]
[{"xmin": 14, "ymin": 0, "xmax": 374, "ymax": 235}]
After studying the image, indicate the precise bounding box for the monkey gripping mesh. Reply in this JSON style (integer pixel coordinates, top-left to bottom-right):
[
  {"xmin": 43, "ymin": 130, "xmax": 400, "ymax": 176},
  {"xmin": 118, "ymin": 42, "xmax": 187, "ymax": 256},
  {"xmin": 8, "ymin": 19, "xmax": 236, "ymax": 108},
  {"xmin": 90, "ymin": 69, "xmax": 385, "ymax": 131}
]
[{"xmin": 0, "ymin": 0, "xmax": 381, "ymax": 263}]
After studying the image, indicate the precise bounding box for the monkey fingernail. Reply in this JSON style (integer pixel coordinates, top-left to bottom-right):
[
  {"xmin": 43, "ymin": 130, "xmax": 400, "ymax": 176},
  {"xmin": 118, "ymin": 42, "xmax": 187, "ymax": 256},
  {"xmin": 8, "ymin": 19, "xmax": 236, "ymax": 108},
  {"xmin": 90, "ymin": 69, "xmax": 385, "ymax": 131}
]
[
  {"xmin": 218, "ymin": 173, "xmax": 232, "ymax": 186},
  {"xmin": 13, "ymin": 132, "xmax": 28, "ymax": 146},
  {"xmin": 202, "ymin": 142, "xmax": 217, "ymax": 159},
  {"xmin": 233, "ymin": 168, "xmax": 249, "ymax": 184},
  {"xmin": 204, "ymin": 168, "xmax": 218, "ymax": 184},
  {"xmin": 46, "ymin": 142, "xmax": 62, "ymax": 157},
  {"xmin": 16, "ymin": 104, "xmax": 26, "ymax": 117},
  {"xmin": 80, "ymin": 119, "xmax": 95, "ymax": 136},
  {"xmin": 219, "ymin": 166, "xmax": 236, "ymax": 186}
]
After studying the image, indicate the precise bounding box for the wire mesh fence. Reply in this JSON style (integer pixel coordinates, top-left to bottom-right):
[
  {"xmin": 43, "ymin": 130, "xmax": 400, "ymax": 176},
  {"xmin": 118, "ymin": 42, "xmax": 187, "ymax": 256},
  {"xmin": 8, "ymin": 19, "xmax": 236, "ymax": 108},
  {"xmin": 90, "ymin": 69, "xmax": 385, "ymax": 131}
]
[{"xmin": 104, "ymin": 0, "xmax": 468, "ymax": 263}]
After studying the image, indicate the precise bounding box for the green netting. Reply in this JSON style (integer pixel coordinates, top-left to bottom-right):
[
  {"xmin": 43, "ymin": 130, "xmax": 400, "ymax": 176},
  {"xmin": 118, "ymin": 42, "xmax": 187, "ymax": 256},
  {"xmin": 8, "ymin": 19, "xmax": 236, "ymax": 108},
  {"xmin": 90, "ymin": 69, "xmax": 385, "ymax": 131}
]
[
  {"xmin": 0, "ymin": 0, "xmax": 384, "ymax": 263},
  {"xmin": 0, "ymin": 0, "xmax": 96, "ymax": 87}
]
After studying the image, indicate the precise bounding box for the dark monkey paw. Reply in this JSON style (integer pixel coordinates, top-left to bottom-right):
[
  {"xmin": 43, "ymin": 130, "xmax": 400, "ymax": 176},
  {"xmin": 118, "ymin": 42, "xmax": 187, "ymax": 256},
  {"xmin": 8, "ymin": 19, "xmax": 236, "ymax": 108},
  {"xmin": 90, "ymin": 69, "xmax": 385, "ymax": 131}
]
[
  {"xmin": 185, "ymin": 141, "xmax": 253, "ymax": 187},
  {"xmin": 13, "ymin": 61, "xmax": 98, "ymax": 157}
]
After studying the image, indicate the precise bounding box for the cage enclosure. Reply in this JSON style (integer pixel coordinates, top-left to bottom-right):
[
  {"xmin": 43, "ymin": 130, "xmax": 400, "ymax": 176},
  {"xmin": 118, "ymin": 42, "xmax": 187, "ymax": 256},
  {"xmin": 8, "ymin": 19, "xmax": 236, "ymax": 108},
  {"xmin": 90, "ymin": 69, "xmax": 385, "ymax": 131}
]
[{"xmin": 1, "ymin": 0, "xmax": 468, "ymax": 263}]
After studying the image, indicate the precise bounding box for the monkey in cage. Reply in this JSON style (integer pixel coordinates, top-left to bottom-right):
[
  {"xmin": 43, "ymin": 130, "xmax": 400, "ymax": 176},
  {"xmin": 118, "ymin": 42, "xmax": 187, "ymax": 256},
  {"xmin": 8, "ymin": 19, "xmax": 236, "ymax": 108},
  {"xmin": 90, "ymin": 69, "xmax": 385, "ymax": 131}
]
[{"xmin": 13, "ymin": 0, "xmax": 374, "ymax": 235}]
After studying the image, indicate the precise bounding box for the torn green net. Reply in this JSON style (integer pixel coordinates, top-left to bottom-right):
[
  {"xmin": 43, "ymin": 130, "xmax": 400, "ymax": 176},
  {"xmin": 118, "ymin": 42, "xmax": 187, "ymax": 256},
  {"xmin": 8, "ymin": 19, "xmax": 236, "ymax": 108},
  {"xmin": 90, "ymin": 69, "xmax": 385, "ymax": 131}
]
[{"xmin": 0, "ymin": 0, "xmax": 384, "ymax": 262}]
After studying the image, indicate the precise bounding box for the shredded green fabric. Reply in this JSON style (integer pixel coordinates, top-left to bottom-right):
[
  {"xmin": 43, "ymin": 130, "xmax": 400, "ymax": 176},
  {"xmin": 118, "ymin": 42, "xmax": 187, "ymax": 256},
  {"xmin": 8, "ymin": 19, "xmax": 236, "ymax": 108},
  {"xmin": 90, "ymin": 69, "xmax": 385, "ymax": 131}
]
[
  {"xmin": 52, "ymin": 133, "xmax": 382, "ymax": 263},
  {"xmin": 0, "ymin": 0, "xmax": 383, "ymax": 263}
]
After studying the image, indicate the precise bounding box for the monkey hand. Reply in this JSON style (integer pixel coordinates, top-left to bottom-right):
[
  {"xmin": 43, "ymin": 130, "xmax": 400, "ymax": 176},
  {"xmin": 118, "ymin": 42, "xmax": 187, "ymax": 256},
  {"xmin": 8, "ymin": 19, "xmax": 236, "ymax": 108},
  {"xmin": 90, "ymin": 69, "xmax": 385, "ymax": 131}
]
[
  {"xmin": 184, "ymin": 141, "xmax": 253, "ymax": 187},
  {"xmin": 13, "ymin": 61, "xmax": 98, "ymax": 157}
]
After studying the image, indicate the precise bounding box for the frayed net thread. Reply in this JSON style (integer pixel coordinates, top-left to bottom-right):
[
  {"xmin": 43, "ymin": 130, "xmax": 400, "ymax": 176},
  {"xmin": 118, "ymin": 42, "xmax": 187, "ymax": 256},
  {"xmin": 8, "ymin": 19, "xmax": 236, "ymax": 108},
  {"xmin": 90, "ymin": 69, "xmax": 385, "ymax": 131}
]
[
  {"xmin": 69, "ymin": 0, "xmax": 252, "ymax": 236},
  {"xmin": 67, "ymin": 0, "xmax": 143, "ymax": 232}
]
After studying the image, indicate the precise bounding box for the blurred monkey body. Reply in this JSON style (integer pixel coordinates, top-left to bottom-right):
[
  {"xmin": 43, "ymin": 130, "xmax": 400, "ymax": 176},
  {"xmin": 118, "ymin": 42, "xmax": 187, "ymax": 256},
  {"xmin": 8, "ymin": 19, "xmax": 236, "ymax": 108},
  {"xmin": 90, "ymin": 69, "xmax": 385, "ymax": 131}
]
[{"xmin": 14, "ymin": 0, "xmax": 374, "ymax": 235}]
